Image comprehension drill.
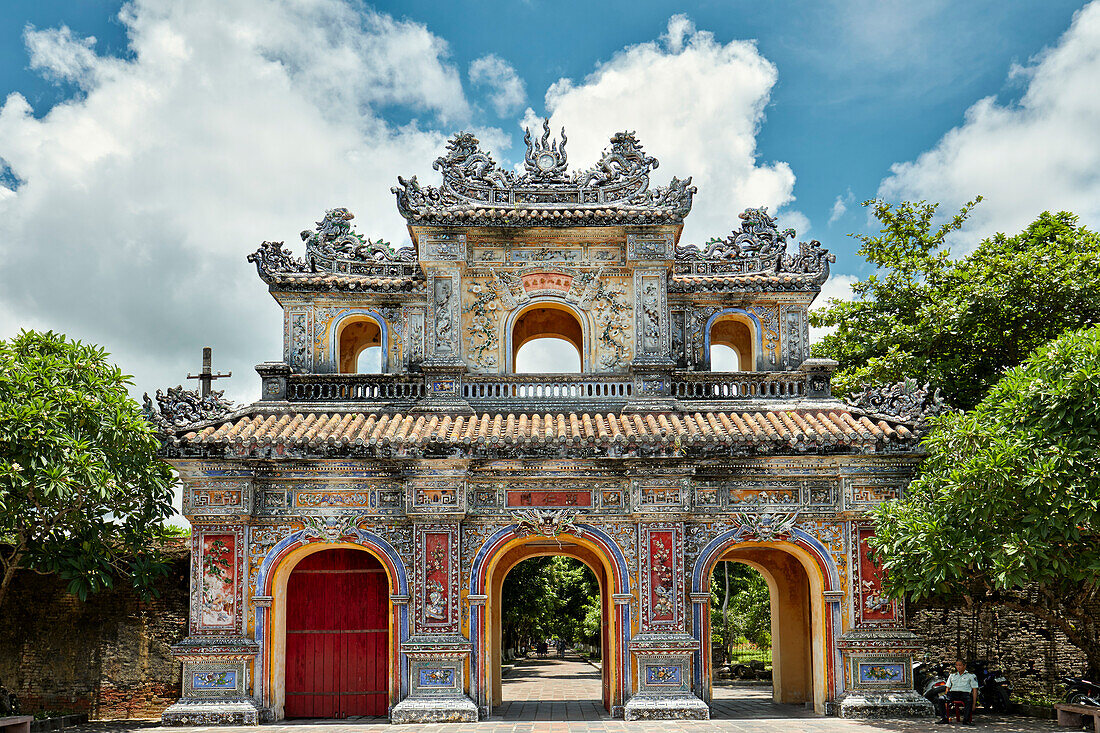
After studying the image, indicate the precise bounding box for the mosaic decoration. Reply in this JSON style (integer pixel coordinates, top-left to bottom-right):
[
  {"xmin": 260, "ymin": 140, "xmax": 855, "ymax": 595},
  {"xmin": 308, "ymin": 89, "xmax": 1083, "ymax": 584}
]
[
  {"xmin": 645, "ymin": 665, "xmax": 682, "ymax": 686},
  {"xmin": 192, "ymin": 671, "xmax": 237, "ymax": 690},
  {"xmin": 640, "ymin": 524, "xmax": 683, "ymax": 631},
  {"xmin": 418, "ymin": 668, "xmax": 456, "ymax": 687},
  {"xmin": 858, "ymin": 662, "xmax": 904, "ymax": 684},
  {"xmin": 198, "ymin": 533, "xmax": 237, "ymax": 630},
  {"xmin": 856, "ymin": 525, "xmax": 899, "ymax": 625},
  {"xmin": 158, "ymin": 125, "xmax": 937, "ymax": 724}
]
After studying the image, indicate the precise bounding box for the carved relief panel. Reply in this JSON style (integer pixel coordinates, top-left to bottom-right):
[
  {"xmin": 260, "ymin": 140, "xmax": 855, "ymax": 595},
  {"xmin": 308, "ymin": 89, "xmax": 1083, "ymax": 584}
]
[
  {"xmin": 190, "ymin": 525, "xmax": 246, "ymax": 637},
  {"xmin": 853, "ymin": 524, "xmax": 900, "ymax": 626},
  {"xmin": 415, "ymin": 524, "xmax": 461, "ymax": 634},
  {"xmin": 639, "ymin": 523, "xmax": 685, "ymax": 632},
  {"xmin": 428, "ymin": 273, "xmax": 460, "ymax": 358}
]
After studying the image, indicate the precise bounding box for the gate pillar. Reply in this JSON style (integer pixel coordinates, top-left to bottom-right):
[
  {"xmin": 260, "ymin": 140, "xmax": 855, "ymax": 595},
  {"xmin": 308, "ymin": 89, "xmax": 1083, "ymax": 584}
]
[
  {"xmin": 835, "ymin": 524, "xmax": 933, "ymax": 718},
  {"xmin": 624, "ymin": 522, "xmax": 709, "ymax": 720},
  {"xmin": 390, "ymin": 521, "xmax": 479, "ymax": 723}
]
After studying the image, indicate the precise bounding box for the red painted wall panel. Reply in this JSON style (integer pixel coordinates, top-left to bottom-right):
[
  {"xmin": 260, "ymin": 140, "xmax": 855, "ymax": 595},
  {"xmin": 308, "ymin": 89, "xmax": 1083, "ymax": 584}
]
[{"xmin": 285, "ymin": 549, "xmax": 388, "ymax": 718}]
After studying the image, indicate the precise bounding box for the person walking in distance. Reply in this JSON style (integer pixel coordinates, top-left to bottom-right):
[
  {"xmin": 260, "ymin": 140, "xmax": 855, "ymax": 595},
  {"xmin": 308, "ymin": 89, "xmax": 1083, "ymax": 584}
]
[{"xmin": 936, "ymin": 659, "xmax": 980, "ymax": 724}]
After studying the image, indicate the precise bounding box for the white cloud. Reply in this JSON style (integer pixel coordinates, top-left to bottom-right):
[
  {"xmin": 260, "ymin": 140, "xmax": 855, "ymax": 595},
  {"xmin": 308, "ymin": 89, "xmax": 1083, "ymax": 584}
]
[
  {"xmin": 879, "ymin": 1, "xmax": 1100, "ymax": 244},
  {"xmin": 469, "ymin": 54, "xmax": 526, "ymax": 116},
  {"xmin": 0, "ymin": 0, "xmax": 493, "ymax": 405},
  {"xmin": 538, "ymin": 15, "xmax": 796, "ymax": 245},
  {"xmin": 809, "ymin": 273, "xmax": 859, "ymax": 344},
  {"xmin": 829, "ymin": 188, "xmax": 854, "ymax": 224},
  {"xmin": 25, "ymin": 25, "xmax": 102, "ymax": 87}
]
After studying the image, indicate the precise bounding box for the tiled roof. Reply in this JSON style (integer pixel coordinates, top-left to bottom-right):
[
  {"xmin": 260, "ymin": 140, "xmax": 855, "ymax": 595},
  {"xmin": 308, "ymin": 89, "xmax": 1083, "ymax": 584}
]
[
  {"xmin": 166, "ymin": 408, "xmax": 916, "ymax": 457},
  {"xmin": 261, "ymin": 271, "xmax": 423, "ymax": 292},
  {"xmin": 669, "ymin": 272, "xmax": 826, "ymax": 292},
  {"xmin": 404, "ymin": 206, "xmax": 684, "ymax": 227}
]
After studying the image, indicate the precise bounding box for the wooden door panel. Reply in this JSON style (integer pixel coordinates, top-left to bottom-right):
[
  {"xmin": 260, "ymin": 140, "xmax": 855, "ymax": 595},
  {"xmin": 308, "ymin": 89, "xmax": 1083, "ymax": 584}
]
[{"xmin": 285, "ymin": 549, "xmax": 388, "ymax": 718}]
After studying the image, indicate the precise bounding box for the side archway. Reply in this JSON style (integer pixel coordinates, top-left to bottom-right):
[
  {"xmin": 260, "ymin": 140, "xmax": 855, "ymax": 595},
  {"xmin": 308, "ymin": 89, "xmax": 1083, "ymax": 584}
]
[
  {"xmin": 328, "ymin": 310, "xmax": 389, "ymax": 373},
  {"xmin": 691, "ymin": 528, "xmax": 841, "ymax": 713},
  {"xmin": 254, "ymin": 530, "xmax": 409, "ymax": 720}
]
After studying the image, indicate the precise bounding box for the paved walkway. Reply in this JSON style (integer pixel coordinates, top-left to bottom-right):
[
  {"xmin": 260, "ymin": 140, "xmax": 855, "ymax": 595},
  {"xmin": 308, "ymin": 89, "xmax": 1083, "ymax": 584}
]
[{"xmin": 65, "ymin": 652, "xmax": 1072, "ymax": 732}]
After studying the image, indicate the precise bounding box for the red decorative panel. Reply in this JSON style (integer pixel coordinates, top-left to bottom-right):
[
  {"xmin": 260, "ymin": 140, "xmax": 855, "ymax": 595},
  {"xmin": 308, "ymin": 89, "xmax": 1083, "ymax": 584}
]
[
  {"xmin": 422, "ymin": 531, "xmax": 451, "ymax": 627},
  {"xmin": 506, "ymin": 489, "xmax": 591, "ymax": 507},
  {"xmin": 285, "ymin": 549, "xmax": 388, "ymax": 718},
  {"xmin": 856, "ymin": 526, "xmax": 899, "ymax": 624},
  {"xmin": 522, "ymin": 271, "xmax": 573, "ymax": 292},
  {"xmin": 199, "ymin": 534, "xmax": 236, "ymax": 628},
  {"xmin": 648, "ymin": 530, "xmax": 675, "ymax": 624}
]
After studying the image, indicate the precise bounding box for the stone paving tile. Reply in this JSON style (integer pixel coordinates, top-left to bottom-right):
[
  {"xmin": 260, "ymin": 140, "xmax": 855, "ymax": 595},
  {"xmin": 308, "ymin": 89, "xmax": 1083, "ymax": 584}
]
[{"xmin": 64, "ymin": 653, "xmax": 1073, "ymax": 733}]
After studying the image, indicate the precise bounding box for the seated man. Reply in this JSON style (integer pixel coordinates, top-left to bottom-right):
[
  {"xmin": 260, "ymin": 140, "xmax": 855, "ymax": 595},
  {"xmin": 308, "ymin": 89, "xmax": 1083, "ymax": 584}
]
[{"xmin": 935, "ymin": 659, "xmax": 980, "ymax": 724}]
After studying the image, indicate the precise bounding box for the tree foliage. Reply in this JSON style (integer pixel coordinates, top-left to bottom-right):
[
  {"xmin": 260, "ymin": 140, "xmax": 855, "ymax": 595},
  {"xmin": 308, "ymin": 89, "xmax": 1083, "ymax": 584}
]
[
  {"xmin": 870, "ymin": 324, "xmax": 1100, "ymax": 676},
  {"xmin": 0, "ymin": 330, "xmax": 176, "ymax": 609},
  {"xmin": 710, "ymin": 562, "xmax": 770, "ymax": 655},
  {"xmin": 501, "ymin": 556, "xmax": 600, "ymax": 655},
  {"xmin": 811, "ymin": 200, "xmax": 1100, "ymax": 410}
]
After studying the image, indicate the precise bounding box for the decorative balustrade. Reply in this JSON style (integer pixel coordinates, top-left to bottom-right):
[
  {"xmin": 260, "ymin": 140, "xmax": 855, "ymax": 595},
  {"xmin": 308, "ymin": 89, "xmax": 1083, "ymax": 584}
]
[
  {"xmin": 274, "ymin": 369, "xmax": 816, "ymax": 406},
  {"xmin": 670, "ymin": 371, "xmax": 806, "ymax": 400},
  {"xmin": 285, "ymin": 373, "xmax": 427, "ymax": 403}
]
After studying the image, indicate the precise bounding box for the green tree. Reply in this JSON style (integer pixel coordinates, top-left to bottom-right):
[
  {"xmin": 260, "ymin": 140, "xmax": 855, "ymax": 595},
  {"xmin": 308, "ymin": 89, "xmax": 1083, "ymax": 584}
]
[
  {"xmin": 811, "ymin": 200, "xmax": 1100, "ymax": 410},
  {"xmin": 0, "ymin": 330, "xmax": 176, "ymax": 609},
  {"xmin": 710, "ymin": 562, "xmax": 771, "ymax": 659},
  {"xmin": 870, "ymin": 325, "xmax": 1100, "ymax": 677}
]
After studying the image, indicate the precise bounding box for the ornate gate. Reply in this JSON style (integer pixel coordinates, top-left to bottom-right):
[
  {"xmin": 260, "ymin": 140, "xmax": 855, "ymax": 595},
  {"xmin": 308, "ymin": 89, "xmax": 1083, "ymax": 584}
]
[{"xmin": 285, "ymin": 549, "xmax": 388, "ymax": 718}]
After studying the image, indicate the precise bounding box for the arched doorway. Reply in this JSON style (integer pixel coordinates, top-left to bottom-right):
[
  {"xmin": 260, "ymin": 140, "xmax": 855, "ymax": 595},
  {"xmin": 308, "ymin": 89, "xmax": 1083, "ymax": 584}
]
[
  {"xmin": 693, "ymin": 536, "xmax": 836, "ymax": 716},
  {"xmin": 336, "ymin": 316, "xmax": 383, "ymax": 373},
  {"xmin": 708, "ymin": 312, "xmax": 756, "ymax": 371},
  {"xmin": 509, "ymin": 303, "xmax": 585, "ymax": 373},
  {"xmin": 470, "ymin": 527, "xmax": 630, "ymax": 718},
  {"xmin": 283, "ymin": 548, "xmax": 389, "ymax": 718}
]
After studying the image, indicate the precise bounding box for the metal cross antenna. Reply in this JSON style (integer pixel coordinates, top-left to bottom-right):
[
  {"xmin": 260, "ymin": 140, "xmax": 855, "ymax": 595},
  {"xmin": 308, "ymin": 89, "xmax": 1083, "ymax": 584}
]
[{"xmin": 186, "ymin": 346, "xmax": 231, "ymax": 397}]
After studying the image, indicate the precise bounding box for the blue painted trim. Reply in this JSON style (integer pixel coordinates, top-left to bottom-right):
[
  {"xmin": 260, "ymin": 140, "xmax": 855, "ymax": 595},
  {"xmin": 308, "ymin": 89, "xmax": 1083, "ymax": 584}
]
[
  {"xmin": 703, "ymin": 308, "xmax": 763, "ymax": 370},
  {"xmin": 327, "ymin": 308, "xmax": 390, "ymax": 373}
]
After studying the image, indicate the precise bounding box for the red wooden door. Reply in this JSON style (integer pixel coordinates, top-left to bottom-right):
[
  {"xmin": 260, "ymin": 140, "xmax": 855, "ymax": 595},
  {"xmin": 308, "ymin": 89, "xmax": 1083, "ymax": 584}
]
[{"xmin": 285, "ymin": 549, "xmax": 389, "ymax": 718}]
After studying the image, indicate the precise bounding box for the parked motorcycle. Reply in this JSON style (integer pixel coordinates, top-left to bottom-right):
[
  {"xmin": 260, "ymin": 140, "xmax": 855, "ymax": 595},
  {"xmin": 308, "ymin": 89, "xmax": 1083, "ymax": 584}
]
[
  {"xmin": 913, "ymin": 661, "xmax": 950, "ymax": 703},
  {"xmin": 972, "ymin": 659, "xmax": 1012, "ymax": 712},
  {"xmin": 1061, "ymin": 676, "xmax": 1100, "ymax": 707}
]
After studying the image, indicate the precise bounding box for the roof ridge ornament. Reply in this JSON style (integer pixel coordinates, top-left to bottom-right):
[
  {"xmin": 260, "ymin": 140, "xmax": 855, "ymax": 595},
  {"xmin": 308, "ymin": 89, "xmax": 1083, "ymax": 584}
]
[
  {"xmin": 524, "ymin": 118, "xmax": 569, "ymax": 180},
  {"xmin": 392, "ymin": 124, "xmax": 695, "ymax": 225},
  {"xmin": 143, "ymin": 385, "xmax": 235, "ymax": 434},
  {"xmin": 845, "ymin": 378, "xmax": 951, "ymax": 429},
  {"xmin": 673, "ymin": 206, "xmax": 835, "ymax": 286}
]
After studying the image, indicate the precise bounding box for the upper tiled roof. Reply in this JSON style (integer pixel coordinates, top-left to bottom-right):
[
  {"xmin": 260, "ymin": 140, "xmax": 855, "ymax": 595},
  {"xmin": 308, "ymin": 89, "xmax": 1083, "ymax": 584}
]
[{"xmin": 163, "ymin": 407, "xmax": 917, "ymax": 459}]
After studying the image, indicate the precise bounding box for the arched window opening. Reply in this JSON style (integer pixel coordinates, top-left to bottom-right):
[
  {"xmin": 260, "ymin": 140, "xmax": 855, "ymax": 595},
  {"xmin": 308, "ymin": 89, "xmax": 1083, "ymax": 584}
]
[
  {"xmin": 710, "ymin": 344, "xmax": 740, "ymax": 372},
  {"xmin": 337, "ymin": 317, "xmax": 382, "ymax": 374},
  {"xmin": 511, "ymin": 305, "xmax": 584, "ymax": 373},
  {"xmin": 710, "ymin": 314, "xmax": 754, "ymax": 372},
  {"xmin": 514, "ymin": 338, "xmax": 581, "ymax": 374}
]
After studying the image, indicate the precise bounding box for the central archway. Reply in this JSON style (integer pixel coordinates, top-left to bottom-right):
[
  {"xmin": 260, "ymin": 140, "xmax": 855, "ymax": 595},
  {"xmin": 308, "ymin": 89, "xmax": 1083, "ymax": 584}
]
[
  {"xmin": 507, "ymin": 301, "xmax": 587, "ymax": 373},
  {"xmin": 470, "ymin": 525, "xmax": 630, "ymax": 717}
]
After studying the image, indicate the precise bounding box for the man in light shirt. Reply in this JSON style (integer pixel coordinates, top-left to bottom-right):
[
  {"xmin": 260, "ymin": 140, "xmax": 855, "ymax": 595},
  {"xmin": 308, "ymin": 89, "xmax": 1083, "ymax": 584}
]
[{"xmin": 935, "ymin": 659, "xmax": 980, "ymax": 724}]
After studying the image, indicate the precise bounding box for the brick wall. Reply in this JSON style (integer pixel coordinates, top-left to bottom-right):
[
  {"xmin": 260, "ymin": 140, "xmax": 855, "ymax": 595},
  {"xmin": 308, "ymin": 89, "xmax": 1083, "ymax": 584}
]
[
  {"xmin": 0, "ymin": 541, "xmax": 188, "ymax": 719},
  {"xmin": 908, "ymin": 600, "xmax": 1090, "ymax": 696}
]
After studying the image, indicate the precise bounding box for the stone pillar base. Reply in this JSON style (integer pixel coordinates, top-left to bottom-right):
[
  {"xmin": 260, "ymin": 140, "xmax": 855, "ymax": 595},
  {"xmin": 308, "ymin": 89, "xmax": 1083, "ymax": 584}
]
[
  {"xmin": 161, "ymin": 699, "xmax": 262, "ymax": 726},
  {"xmin": 390, "ymin": 696, "xmax": 479, "ymax": 724},
  {"xmin": 623, "ymin": 693, "xmax": 710, "ymax": 721},
  {"xmin": 837, "ymin": 690, "xmax": 934, "ymax": 718}
]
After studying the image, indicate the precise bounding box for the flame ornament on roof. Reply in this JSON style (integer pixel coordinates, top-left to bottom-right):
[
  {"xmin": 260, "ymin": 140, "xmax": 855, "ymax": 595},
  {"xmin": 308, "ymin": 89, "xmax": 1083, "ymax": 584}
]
[{"xmin": 392, "ymin": 120, "xmax": 695, "ymax": 225}]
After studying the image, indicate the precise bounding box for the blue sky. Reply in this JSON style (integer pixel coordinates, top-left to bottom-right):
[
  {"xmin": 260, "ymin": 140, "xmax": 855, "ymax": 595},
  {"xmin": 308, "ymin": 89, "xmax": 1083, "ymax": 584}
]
[{"xmin": 1, "ymin": 0, "xmax": 1099, "ymax": 402}]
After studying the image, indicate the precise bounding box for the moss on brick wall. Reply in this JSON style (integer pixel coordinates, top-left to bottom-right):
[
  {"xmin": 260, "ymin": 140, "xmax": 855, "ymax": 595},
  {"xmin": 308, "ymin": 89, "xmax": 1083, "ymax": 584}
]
[{"xmin": 0, "ymin": 540, "xmax": 188, "ymax": 719}]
